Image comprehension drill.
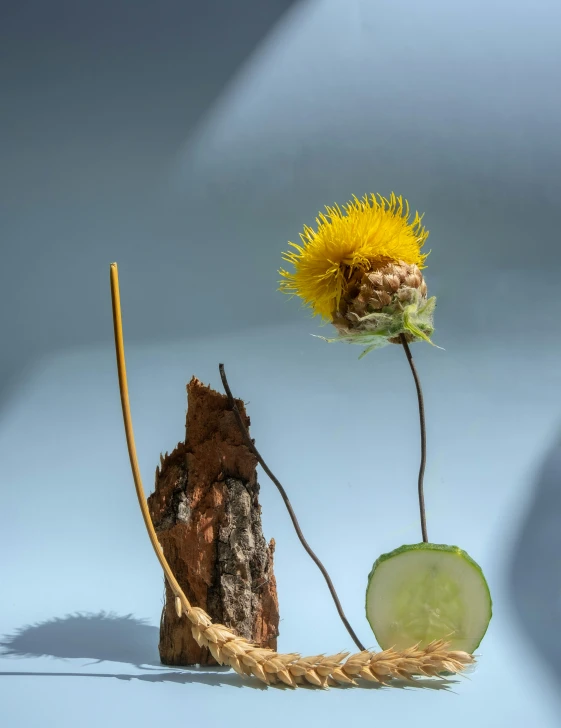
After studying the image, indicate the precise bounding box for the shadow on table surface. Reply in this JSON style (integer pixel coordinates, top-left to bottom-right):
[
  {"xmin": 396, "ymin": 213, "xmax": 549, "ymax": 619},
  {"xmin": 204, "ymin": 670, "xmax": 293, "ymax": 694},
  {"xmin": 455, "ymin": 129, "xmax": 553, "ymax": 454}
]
[{"xmin": 0, "ymin": 611, "xmax": 459, "ymax": 691}]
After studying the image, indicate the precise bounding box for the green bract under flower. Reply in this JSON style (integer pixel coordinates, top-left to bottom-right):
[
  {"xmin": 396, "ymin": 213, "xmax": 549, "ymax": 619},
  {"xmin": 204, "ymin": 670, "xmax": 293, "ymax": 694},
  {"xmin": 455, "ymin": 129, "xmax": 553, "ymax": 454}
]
[{"xmin": 317, "ymin": 287, "xmax": 437, "ymax": 358}]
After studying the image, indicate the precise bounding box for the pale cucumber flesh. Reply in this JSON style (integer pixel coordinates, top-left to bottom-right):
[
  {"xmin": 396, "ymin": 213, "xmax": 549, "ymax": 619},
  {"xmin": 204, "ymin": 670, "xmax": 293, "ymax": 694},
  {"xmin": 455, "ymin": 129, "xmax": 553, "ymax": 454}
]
[{"xmin": 365, "ymin": 543, "xmax": 492, "ymax": 654}]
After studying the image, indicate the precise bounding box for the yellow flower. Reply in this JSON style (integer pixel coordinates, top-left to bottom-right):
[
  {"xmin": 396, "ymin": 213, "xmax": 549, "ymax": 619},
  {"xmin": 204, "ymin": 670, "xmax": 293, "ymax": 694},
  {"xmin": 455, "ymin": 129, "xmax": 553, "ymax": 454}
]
[{"xmin": 279, "ymin": 193, "xmax": 429, "ymax": 320}]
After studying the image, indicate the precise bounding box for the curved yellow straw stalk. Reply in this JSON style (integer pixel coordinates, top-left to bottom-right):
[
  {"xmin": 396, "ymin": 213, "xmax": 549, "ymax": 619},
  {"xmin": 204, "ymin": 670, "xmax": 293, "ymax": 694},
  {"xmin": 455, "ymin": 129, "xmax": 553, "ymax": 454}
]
[{"xmin": 110, "ymin": 263, "xmax": 473, "ymax": 688}]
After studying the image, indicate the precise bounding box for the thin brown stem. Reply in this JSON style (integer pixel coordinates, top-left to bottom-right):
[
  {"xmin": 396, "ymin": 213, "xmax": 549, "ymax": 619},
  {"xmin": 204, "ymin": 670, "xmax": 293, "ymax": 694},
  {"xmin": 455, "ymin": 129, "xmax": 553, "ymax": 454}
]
[
  {"xmin": 219, "ymin": 363, "xmax": 366, "ymax": 652},
  {"xmin": 399, "ymin": 334, "xmax": 428, "ymax": 543}
]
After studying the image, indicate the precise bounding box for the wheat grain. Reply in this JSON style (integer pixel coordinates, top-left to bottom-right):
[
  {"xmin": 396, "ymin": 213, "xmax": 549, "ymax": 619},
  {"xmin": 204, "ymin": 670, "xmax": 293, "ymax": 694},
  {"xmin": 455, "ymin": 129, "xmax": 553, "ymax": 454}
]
[{"xmin": 173, "ymin": 591, "xmax": 474, "ymax": 689}]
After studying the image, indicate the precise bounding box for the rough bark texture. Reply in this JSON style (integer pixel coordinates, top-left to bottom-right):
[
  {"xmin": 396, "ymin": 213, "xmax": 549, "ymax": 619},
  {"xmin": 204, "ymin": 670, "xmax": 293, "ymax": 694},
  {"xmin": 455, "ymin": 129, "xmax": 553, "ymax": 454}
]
[{"xmin": 147, "ymin": 376, "xmax": 279, "ymax": 666}]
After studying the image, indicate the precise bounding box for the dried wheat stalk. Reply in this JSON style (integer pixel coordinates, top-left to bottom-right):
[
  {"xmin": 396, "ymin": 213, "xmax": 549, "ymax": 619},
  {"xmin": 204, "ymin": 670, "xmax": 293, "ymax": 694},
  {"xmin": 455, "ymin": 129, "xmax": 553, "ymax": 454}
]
[
  {"xmin": 110, "ymin": 262, "xmax": 476, "ymax": 689},
  {"xmin": 175, "ymin": 599, "xmax": 474, "ymax": 688}
]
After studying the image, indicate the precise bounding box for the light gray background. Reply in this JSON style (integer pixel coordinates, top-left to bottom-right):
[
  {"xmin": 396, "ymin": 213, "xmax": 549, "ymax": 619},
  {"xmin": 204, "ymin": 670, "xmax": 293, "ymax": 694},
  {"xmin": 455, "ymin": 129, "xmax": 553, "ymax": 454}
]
[{"xmin": 1, "ymin": 1, "xmax": 561, "ymax": 726}]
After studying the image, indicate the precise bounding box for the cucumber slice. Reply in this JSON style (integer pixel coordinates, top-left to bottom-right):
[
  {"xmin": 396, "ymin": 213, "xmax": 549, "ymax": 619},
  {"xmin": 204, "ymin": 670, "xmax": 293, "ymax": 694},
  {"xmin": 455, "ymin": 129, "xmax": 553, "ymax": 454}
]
[{"xmin": 365, "ymin": 543, "xmax": 492, "ymax": 654}]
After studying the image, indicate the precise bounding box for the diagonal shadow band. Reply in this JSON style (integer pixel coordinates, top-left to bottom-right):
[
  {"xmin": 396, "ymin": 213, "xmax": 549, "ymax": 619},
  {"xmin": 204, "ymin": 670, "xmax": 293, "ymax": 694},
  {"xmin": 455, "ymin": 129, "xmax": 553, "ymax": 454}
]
[{"xmin": 0, "ymin": 612, "xmax": 458, "ymax": 691}]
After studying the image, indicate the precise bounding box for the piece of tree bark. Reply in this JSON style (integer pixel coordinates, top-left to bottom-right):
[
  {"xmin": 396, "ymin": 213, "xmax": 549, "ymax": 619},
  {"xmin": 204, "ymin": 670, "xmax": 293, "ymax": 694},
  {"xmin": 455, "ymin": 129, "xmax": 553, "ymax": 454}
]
[{"xmin": 147, "ymin": 376, "xmax": 279, "ymax": 666}]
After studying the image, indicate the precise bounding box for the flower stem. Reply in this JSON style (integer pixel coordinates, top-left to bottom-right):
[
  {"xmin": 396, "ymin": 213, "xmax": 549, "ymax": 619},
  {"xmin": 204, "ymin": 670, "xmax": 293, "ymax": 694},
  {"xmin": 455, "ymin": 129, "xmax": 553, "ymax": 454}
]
[
  {"xmin": 399, "ymin": 334, "xmax": 429, "ymax": 543},
  {"xmin": 219, "ymin": 363, "xmax": 366, "ymax": 652}
]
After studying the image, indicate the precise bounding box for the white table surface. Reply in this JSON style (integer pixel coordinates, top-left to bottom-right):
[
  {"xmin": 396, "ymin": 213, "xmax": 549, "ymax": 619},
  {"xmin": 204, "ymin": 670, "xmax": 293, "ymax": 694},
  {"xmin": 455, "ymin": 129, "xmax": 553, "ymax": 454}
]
[{"xmin": 1, "ymin": 321, "xmax": 560, "ymax": 727}]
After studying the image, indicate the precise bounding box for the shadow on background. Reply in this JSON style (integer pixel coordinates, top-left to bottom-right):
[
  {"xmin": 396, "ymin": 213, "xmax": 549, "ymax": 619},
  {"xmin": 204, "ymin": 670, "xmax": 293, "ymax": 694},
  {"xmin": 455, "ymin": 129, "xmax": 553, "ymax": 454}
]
[
  {"xmin": 0, "ymin": 612, "xmax": 458, "ymax": 691},
  {"xmin": 509, "ymin": 441, "xmax": 561, "ymax": 687},
  {"xmin": 4, "ymin": 0, "xmax": 561, "ymax": 419},
  {"xmin": 0, "ymin": 0, "xmax": 299, "ymax": 414}
]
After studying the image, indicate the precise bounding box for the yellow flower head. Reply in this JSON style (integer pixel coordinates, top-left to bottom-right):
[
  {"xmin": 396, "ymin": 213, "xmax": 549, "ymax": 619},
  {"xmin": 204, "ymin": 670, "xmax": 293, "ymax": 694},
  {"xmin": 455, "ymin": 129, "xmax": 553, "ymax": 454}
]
[{"xmin": 279, "ymin": 193, "xmax": 429, "ymax": 320}]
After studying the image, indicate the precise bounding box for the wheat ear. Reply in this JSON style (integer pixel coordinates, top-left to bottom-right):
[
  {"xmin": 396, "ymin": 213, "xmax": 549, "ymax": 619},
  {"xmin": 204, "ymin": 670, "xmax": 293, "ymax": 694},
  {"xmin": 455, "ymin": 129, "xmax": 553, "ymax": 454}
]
[{"xmin": 110, "ymin": 262, "xmax": 475, "ymax": 688}]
